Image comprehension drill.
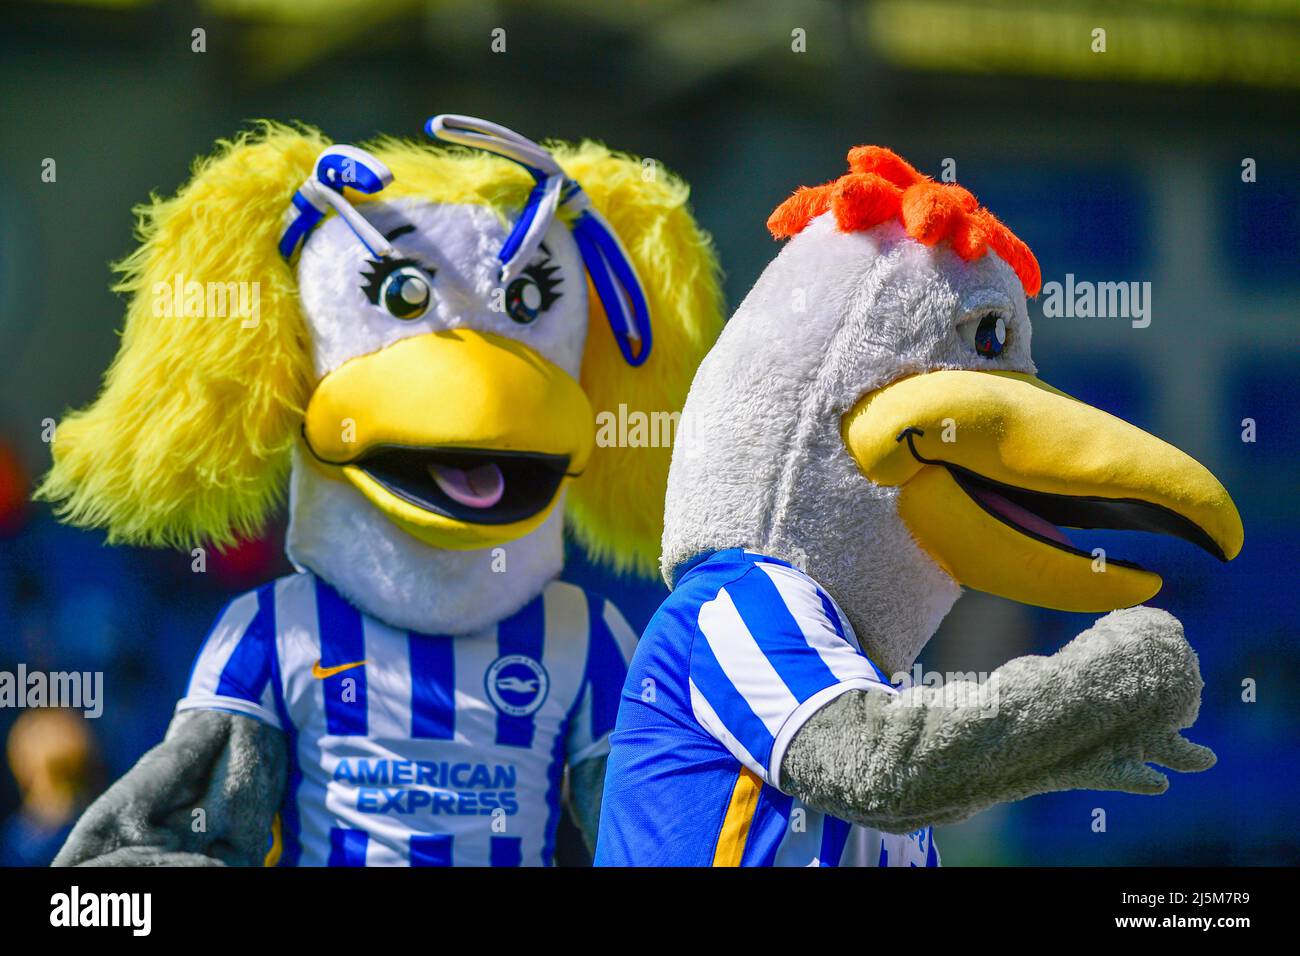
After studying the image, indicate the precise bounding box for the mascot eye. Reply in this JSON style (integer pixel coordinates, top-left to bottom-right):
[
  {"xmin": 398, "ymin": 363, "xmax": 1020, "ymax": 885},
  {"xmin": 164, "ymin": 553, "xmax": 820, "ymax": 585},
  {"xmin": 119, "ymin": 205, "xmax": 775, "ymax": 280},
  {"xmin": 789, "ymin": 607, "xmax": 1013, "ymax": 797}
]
[
  {"xmin": 381, "ymin": 270, "xmax": 431, "ymax": 320},
  {"xmin": 504, "ymin": 260, "xmax": 563, "ymax": 325},
  {"xmin": 362, "ymin": 257, "xmax": 435, "ymax": 320},
  {"xmin": 966, "ymin": 312, "xmax": 1007, "ymax": 358}
]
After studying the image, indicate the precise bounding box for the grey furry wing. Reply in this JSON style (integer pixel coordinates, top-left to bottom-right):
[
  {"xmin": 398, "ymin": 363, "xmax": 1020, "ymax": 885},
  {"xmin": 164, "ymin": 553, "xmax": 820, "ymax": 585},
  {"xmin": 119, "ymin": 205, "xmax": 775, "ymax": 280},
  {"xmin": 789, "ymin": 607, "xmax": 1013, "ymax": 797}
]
[{"xmin": 53, "ymin": 709, "xmax": 287, "ymax": 867}]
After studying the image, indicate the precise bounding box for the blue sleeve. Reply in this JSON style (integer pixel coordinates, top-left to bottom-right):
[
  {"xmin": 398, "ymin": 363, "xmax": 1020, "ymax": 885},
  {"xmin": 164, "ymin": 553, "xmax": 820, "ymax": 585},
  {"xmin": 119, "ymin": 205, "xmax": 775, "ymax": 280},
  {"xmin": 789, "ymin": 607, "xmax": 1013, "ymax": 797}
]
[
  {"xmin": 688, "ymin": 563, "xmax": 889, "ymax": 784},
  {"xmin": 175, "ymin": 583, "xmax": 281, "ymax": 729}
]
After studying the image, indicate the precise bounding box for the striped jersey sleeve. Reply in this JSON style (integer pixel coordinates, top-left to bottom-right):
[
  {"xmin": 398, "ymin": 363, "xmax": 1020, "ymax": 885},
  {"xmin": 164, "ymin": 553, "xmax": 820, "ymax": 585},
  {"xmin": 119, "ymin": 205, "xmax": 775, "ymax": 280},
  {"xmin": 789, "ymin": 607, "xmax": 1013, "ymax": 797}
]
[
  {"xmin": 175, "ymin": 584, "xmax": 282, "ymax": 730},
  {"xmin": 566, "ymin": 595, "xmax": 638, "ymax": 766},
  {"xmin": 688, "ymin": 561, "xmax": 891, "ymax": 786}
]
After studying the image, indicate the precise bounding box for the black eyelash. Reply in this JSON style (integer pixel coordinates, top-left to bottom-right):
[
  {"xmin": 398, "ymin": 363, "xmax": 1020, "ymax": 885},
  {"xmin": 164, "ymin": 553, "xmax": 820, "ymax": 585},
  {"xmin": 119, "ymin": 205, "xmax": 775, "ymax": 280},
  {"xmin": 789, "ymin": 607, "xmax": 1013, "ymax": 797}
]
[
  {"xmin": 361, "ymin": 257, "xmax": 434, "ymax": 305},
  {"xmin": 522, "ymin": 257, "xmax": 563, "ymax": 310}
]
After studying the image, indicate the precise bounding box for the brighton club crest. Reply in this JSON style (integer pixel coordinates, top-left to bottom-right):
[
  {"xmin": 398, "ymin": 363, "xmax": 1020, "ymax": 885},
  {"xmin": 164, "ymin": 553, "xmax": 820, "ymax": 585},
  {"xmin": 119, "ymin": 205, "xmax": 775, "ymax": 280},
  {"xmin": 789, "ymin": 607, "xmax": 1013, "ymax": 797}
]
[{"xmin": 485, "ymin": 654, "xmax": 550, "ymax": 717}]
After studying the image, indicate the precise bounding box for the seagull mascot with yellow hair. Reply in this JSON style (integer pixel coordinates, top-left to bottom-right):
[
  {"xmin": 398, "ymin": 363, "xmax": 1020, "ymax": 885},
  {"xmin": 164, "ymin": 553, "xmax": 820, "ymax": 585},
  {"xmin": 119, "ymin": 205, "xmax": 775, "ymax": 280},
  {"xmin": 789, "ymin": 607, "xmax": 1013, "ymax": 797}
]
[
  {"xmin": 40, "ymin": 115, "xmax": 723, "ymax": 867},
  {"xmin": 596, "ymin": 146, "xmax": 1243, "ymax": 867}
]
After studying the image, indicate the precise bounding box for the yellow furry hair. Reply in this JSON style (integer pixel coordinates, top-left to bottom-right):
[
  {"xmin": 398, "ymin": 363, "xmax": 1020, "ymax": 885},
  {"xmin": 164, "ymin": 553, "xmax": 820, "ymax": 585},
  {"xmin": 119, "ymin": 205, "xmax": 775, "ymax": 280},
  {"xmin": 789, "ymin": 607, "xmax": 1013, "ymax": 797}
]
[
  {"xmin": 36, "ymin": 122, "xmax": 327, "ymax": 549},
  {"xmin": 37, "ymin": 126, "xmax": 724, "ymax": 576},
  {"xmin": 553, "ymin": 145, "xmax": 724, "ymax": 577}
]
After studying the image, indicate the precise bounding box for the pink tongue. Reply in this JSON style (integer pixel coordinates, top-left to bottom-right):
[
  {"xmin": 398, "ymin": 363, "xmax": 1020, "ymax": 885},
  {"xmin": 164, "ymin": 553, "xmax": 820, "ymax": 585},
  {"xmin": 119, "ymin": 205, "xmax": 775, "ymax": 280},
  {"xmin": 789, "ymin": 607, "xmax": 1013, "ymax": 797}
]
[
  {"xmin": 429, "ymin": 462, "xmax": 505, "ymax": 509},
  {"xmin": 971, "ymin": 485, "xmax": 1073, "ymax": 547}
]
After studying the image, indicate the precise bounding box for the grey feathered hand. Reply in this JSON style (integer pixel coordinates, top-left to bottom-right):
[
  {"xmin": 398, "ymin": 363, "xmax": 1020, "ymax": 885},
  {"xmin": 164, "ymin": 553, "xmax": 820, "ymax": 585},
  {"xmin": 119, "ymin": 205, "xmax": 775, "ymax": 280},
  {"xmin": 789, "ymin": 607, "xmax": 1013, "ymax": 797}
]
[
  {"xmin": 780, "ymin": 606, "xmax": 1215, "ymax": 835},
  {"xmin": 53, "ymin": 710, "xmax": 287, "ymax": 867}
]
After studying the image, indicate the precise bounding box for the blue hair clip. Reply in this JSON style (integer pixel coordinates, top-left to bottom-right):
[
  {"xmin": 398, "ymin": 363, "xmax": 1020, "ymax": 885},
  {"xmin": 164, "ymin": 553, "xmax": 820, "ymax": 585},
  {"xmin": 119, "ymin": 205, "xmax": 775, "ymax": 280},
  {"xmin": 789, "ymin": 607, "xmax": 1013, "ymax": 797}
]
[
  {"xmin": 427, "ymin": 114, "xmax": 653, "ymax": 366},
  {"xmin": 279, "ymin": 145, "xmax": 395, "ymax": 260}
]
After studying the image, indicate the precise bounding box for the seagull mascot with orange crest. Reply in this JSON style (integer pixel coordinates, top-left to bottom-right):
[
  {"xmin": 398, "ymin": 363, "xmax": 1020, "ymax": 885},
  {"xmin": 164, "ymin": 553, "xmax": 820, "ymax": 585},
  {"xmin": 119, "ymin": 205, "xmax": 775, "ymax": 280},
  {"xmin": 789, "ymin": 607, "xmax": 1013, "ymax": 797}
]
[
  {"xmin": 596, "ymin": 145, "xmax": 1243, "ymax": 867},
  {"xmin": 40, "ymin": 115, "xmax": 723, "ymax": 867}
]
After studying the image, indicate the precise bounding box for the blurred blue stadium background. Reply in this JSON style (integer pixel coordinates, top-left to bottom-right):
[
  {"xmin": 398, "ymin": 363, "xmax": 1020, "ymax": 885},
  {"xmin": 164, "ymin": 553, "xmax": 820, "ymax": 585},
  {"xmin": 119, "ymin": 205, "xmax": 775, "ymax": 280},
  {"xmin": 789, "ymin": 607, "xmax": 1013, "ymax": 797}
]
[{"xmin": 1, "ymin": 0, "xmax": 1296, "ymax": 865}]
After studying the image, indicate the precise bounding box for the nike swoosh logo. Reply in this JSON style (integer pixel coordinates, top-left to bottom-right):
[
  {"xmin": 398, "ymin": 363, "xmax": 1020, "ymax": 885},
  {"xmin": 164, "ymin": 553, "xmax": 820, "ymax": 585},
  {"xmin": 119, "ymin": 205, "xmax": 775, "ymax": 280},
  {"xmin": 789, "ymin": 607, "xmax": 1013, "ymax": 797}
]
[{"xmin": 311, "ymin": 659, "xmax": 368, "ymax": 679}]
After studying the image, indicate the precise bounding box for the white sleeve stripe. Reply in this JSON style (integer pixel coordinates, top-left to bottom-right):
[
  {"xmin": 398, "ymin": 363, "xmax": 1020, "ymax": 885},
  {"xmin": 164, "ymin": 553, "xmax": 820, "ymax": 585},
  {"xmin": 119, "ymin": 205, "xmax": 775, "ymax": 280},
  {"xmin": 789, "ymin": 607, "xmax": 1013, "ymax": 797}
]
[
  {"xmin": 542, "ymin": 582, "xmax": 591, "ymax": 697},
  {"xmin": 568, "ymin": 735, "xmax": 611, "ymax": 766},
  {"xmin": 689, "ymin": 678, "xmax": 768, "ymax": 781},
  {"xmin": 259, "ymin": 678, "xmax": 278, "ymax": 722},
  {"xmin": 175, "ymin": 694, "xmax": 283, "ymax": 730},
  {"xmin": 754, "ymin": 563, "xmax": 889, "ymax": 685},
  {"xmin": 601, "ymin": 600, "xmax": 638, "ymax": 664},
  {"xmin": 185, "ymin": 593, "xmax": 259, "ymax": 698},
  {"xmin": 697, "ymin": 586, "xmax": 801, "ymax": 737},
  {"xmin": 768, "ymin": 678, "xmax": 896, "ymax": 785}
]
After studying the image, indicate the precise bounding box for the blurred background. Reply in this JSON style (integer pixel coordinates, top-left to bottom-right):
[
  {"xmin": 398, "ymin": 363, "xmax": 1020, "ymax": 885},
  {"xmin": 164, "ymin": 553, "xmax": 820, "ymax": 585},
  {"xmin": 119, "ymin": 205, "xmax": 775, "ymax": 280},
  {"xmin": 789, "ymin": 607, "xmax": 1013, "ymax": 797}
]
[{"xmin": 0, "ymin": 0, "xmax": 1296, "ymax": 865}]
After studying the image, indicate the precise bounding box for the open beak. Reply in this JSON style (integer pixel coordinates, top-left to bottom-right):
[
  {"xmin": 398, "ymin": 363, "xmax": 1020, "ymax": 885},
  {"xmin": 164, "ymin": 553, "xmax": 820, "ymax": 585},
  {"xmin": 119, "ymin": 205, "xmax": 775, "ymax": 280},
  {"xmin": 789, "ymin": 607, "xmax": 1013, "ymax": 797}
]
[
  {"xmin": 842, "ymin": 370, "xmax": 1243, "ymax": 612},
  {"xmin": 303, "ymin": 329, "xmax": 594, "ymax": 550}
]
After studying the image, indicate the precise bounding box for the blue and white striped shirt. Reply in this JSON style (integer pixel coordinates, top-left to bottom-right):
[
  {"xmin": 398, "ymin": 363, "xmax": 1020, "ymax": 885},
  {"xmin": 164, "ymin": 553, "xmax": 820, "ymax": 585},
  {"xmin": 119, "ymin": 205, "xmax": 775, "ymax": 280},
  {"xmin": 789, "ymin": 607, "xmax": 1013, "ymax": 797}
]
[
  {"xmin": 178, "ymin": 572, "xmax": 636, "ymax": 866},
  {"xmin": 595, "ymin": 549, "xmax": 939, "ymax": 867}
]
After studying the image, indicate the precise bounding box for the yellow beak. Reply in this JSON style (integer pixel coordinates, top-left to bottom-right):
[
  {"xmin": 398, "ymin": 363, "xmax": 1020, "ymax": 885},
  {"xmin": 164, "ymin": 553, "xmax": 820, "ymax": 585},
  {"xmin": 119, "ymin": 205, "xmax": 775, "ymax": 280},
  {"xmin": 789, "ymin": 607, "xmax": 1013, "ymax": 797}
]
[
  {"xmin": 303, "ymin": 329, "xmax": 594, "ymax": 550},
  {"xmin": 842, "ymin": 370, "xmax": 1243, "ymax": 612}
]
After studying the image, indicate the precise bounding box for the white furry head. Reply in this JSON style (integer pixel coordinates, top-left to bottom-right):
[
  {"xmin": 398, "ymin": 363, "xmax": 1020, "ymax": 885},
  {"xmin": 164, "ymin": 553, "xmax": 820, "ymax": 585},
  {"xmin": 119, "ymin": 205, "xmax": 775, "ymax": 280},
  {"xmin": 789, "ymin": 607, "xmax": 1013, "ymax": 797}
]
[
  {"xmin": 663, "ymin": 213, "xmax": 1037, "ymax": 673},
  {"xmin": 286, "ymin": 201, "xmax": 584, "ymax": 633}
]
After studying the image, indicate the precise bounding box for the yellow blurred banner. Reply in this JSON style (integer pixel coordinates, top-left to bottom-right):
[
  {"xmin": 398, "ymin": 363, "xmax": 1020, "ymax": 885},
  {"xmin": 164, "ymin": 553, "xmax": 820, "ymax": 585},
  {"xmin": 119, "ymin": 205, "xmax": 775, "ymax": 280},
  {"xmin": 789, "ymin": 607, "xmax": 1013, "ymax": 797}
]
[{"xmin": 867, "ymin": 0, "xmax": 1300, "ymax": 89}]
